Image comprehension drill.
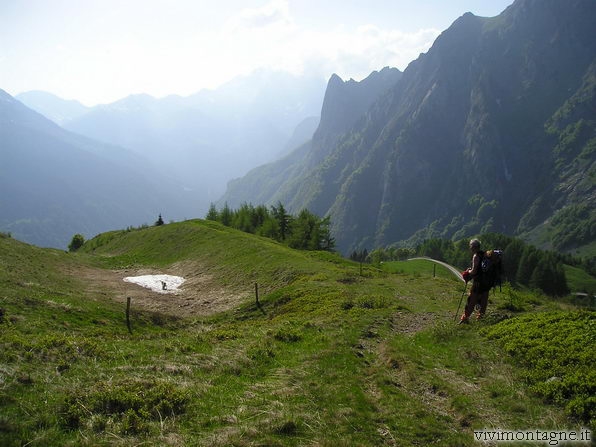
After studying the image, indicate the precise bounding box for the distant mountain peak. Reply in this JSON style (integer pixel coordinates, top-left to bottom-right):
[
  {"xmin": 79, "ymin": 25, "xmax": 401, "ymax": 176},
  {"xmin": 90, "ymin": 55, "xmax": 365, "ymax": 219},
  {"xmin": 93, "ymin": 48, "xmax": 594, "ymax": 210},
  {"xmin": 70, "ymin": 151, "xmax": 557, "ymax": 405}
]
[
  {"xmin": 314, "ymin": 67, "xmax": 403, "ymax": 146},
  {"xmin": 328, "ymin": 73, "xmax": 344, "ymax": 85},
  {"xmin": 16, "ymin": 90, "xmax": 90, "ymax": 126}
]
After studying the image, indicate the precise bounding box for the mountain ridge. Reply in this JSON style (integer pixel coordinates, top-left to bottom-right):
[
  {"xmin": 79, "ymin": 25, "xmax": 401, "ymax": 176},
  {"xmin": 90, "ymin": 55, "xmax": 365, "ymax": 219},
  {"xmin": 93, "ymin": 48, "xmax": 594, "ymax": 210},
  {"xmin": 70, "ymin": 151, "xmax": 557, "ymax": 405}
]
[
  {"xmin": 0, "ymin": 89, "xmax": 191, "ymax": 248},
  {"xmin": 219, "ymin": 67, "xmax": 404, "ymax": 211},
  {"xmin": 15, "ymin": 90, "xmax": 90, "ymax": 126},
  {"xmin": 60, "ymin": 70, "xmax": 327, "ymax": 210}
]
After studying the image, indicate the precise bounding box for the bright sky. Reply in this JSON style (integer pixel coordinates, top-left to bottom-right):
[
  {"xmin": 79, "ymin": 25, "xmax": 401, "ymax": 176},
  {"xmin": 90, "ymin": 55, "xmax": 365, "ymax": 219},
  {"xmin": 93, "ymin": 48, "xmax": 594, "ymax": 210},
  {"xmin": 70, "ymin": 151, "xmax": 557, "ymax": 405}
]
[{"xmin": 0, "ymin": 0, "xmax": 513, "ymax": 106}]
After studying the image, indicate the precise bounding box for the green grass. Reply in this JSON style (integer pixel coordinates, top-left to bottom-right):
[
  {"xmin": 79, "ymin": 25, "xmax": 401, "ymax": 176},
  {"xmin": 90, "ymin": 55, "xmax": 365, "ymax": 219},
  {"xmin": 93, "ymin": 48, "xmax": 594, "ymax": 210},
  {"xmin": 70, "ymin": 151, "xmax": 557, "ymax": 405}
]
[
  {"xmin": 80, "ymin": 219, "xmax": 357, "ymax": 295},
  {"xmin": 380, "ymin": 259, "xmax": 461, "ymax": 282},
  {"xmin": 564, "ymin": 264, "xmax": 596, "ymax": 295},
  {"xmin": 1, "ymin": 220, "xmax": 593, "ymax": 446},
  {"xmin": 569, "ymin": 240, "xmax": 596, "ymax": 259}
]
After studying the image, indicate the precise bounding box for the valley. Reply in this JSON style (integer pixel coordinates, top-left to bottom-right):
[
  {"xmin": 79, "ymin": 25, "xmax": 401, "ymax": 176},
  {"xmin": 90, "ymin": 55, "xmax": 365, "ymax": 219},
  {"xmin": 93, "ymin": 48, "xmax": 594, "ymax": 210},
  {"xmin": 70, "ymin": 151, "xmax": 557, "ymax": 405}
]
[{"xmin": 2, "ymin": 1, "xmax": 595, "ymax": 443}]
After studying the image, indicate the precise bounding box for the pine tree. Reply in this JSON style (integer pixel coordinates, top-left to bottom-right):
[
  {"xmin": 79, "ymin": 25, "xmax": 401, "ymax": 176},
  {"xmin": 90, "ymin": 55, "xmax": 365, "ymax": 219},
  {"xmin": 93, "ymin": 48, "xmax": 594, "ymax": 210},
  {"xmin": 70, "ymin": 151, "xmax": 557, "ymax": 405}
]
[
  {"xmin": 516, "ymin": 246, "xmax": 539, "ymax": 286},
  {"xmin": 504, "ymin": 238, "xmax": 525, "ymax": 284},
  {"xmin": 287, "ymin": 209, "xmax": 316, "ymax": 249},
  {"xmin": 68, "ymin": 233, "xmax": 85, "ymax": 252},
  {"xmin": 272, "ymin": 202, "xmax": 291, "ymax": 241},
  {"xmin": 530, "ymin": 253, "xmax": 569, "ymax": 296},
  {"xmin": 220, "ymin": 203, "xmax": 232, "ymax": 227},
  {"xmin": 206, "ymin": 203, "xmax": 218, "ymax": 221},
  {"xmin": 318, "ymin": 216, "xmax": 335, "ymax": 251},
  {"xmin": 234, "ymin": 203, "xmax": 254, "ymax": 233},
  {"xmin": 350, "ymin": 249, "xmax": 369, "ymax": 263}
]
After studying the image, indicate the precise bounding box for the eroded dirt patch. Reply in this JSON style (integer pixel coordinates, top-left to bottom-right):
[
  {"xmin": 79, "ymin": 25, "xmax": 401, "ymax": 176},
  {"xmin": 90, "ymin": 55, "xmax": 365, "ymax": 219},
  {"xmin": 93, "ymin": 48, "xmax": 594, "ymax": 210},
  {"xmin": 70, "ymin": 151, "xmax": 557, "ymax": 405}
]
[
  {"xmin": 390, "ymin": 311, "xmax": 439, "ymax": 335},
  {"xmin": 64, "ymin": 261, "xmax": 248, "ymax": 317}
]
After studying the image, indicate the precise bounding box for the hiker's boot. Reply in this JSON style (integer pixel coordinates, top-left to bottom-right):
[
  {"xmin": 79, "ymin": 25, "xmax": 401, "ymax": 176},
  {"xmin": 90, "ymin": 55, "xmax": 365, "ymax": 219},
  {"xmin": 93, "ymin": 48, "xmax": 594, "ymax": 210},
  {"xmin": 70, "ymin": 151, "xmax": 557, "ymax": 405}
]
[
  {"xmin": 476, "ymin": 313, "xmax": 484, "ymax": 321},
  {"xmin": 458, "ymin": 315, "xmax": 469, "ymax": 325}
]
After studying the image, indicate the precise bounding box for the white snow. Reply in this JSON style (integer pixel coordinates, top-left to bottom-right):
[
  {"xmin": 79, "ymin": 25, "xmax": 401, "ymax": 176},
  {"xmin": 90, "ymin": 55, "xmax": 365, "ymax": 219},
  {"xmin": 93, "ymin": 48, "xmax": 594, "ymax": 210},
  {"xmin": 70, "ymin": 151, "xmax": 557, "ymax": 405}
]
[{"xmin": 123, "ymin": 274, "xmax": 185, "ymax": 294}]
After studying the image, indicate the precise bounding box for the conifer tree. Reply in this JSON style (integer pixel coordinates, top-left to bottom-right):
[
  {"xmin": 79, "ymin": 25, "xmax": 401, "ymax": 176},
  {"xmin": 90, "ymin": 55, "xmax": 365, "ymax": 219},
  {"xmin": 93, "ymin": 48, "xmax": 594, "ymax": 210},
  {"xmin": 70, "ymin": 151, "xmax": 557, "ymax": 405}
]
[
  {"xmin": 319, "ymin": 216, "xmax": 335, "ymax": 251},
  {"xmin": 272, "ymin": 202, "xmax": 291, "ymax": 241},
  {"xmin": 206, "ymin": 203, "xmax": 218, "ymax": 221},
  {"xmin": 516, "ymin": 246, "xmax": 539, "ymax": 286},
  {"xmin": 220, "ymin": 203, "xmax": 232, "ymax": 227},
  {"xmin": 287, "ymin": 209, "xmax": 317, "ymax": 249},
  {"xmin": 68, "ymin": 233, "xmax": 85, "ymax": 252},
  {"xmin": 504, "ymin": 238, "xmax": 525, "ymax": 284}
]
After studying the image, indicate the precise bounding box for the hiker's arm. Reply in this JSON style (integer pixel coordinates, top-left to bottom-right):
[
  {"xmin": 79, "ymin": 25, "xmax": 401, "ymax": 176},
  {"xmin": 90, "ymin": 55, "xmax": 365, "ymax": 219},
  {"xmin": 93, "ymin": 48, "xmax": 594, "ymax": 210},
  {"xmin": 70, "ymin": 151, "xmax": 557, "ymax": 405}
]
[{"xmin": 468, "ymin": 254, "xmax": 480, "ymax": 277}]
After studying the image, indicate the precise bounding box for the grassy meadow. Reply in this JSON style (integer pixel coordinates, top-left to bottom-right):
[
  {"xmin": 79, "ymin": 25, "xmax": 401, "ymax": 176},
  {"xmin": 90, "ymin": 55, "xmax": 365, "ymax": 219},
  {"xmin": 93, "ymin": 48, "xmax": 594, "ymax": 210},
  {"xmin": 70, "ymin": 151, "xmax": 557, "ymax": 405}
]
[{"xmin": 0, "ymin": 222, "xmax": 594, "ymax": 446}]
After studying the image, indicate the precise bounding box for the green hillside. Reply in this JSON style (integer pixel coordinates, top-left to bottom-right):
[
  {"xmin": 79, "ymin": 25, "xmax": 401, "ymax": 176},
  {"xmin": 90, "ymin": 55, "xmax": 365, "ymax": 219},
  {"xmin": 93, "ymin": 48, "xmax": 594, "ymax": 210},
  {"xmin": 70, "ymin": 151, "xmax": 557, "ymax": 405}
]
[{"xmin": 0, "ymin": 223, "xmax": 593, "ymax": 446}]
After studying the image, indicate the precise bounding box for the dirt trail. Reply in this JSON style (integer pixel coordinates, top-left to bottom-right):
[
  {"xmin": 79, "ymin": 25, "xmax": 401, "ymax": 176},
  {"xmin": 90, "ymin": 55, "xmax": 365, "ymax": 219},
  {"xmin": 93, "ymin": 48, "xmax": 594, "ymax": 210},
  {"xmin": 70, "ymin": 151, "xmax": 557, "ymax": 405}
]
[{"xmin": 64, "ymin": 261, "xmax": 248, "ymax": 317}]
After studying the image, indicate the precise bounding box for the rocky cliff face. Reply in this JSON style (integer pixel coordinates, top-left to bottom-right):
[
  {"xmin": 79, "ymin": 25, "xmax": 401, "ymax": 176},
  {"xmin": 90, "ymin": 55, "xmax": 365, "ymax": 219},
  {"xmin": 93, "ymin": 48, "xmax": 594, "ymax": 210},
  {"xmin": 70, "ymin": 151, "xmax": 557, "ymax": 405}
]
[
  {"xmin": 312, "ymin": 68, "xmax": 403, "ymax": 163},
  {"xmin": 219, "ymin": 67, "xmax": 403, "ymax": 210},
  {"xmin": 220, "ymin": 0, "xmax": 596, "ymax": 253},
  {"xmin": 341, "ymin": 0, "xmax": 596, "ymax": 252}
]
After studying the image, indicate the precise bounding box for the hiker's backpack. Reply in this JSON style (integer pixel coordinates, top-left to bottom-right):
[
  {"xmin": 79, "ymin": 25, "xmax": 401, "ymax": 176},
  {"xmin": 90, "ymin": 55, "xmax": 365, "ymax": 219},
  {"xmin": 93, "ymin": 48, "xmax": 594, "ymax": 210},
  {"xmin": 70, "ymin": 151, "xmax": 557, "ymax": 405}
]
[{"xmin": 479, "ymin": 249, "xmax": 503, "ymax": 291}]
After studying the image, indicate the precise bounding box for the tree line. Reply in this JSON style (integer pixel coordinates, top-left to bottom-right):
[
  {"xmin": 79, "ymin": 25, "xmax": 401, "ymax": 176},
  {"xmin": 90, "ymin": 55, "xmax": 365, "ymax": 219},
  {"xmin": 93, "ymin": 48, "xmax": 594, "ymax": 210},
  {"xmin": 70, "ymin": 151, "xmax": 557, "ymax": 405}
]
[
  {"xmin": 206, "ymin": 202, "xmax": 335, "ymax": 251},
  {"xmin": 356, "ymin": 233, "xmax": 571, "ymax": 297}
]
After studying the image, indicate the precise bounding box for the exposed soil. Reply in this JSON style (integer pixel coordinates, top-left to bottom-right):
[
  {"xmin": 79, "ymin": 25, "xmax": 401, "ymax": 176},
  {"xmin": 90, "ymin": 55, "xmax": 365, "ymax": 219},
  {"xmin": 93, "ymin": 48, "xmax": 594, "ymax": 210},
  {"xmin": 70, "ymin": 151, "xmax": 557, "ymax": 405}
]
[
  {"xmin": 64, "ymin": 261, "xmax": 248, "ymax": 317},
  {"xmin": 390, "ymin": 310, "xmax": 439, "ymax": 335}
]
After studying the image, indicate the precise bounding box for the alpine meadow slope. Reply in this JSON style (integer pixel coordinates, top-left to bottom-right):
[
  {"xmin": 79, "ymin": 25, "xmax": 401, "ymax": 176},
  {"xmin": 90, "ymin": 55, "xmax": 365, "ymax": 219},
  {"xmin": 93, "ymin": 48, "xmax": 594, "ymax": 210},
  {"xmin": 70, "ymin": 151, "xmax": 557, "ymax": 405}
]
[
  {"xmin": 1, "ymin": 223, "xmax": 593, "ymax": 446},
  {"xmin": 220, "ymin": 0, "xmax": 596, "ymax": 255}
]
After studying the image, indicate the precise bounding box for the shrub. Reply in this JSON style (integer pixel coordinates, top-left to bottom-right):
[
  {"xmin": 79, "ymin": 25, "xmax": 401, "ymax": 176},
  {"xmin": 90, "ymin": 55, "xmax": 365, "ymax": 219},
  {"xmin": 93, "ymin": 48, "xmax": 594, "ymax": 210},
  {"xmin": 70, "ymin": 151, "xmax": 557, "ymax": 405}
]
[
  {"xmin": 61, "ymin": 379, "xmax": 189, "ymax": 434},
  {"xmin": 68, "ymin": 234, "xmax": 85, "ymax": 252},
  {"xmin": 273, "ymin": 326, "xmax": 302, "ymax": 343},
  {"xmin": 483, "ymin": 311, "xmax": 595, "ymax": 423}
]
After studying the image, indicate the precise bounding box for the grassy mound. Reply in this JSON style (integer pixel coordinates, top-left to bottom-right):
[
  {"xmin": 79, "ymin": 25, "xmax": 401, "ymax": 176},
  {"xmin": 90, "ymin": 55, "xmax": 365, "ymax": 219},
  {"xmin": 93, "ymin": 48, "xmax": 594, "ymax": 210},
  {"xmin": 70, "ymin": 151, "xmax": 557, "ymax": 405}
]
[{"xmin": 80, "ymin": 219, "xmax": 352, "ymax": 293}]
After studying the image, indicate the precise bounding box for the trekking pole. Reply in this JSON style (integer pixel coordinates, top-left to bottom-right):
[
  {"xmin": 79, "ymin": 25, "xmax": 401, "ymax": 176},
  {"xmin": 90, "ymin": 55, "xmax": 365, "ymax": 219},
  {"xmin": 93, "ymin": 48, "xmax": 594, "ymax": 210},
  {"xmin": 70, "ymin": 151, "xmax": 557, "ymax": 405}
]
[{"xmin": 454, "ymin": 282, "xmax": 468, "ymax": 322}]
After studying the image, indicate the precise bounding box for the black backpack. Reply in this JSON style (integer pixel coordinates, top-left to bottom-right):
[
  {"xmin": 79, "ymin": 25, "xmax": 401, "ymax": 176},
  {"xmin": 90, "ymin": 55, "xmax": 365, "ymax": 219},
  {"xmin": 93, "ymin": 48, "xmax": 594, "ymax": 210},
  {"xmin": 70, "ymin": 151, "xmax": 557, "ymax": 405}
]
[{"xmin": 479, "ymin": 249, "xmax": 503, "ymax": 291}]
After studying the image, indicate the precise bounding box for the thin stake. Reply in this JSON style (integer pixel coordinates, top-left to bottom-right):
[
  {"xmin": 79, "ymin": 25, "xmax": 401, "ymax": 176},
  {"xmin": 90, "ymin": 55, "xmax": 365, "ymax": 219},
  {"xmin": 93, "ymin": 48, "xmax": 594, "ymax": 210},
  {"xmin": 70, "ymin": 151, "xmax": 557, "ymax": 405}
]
[
  {"xmin": 454, "ymin": 283, "xmax": 467, "ymax": 322},
  {"xmin": 255, "ymin": 282, "xmax": 259, "ymax": 306},
  {"xmin": 126, "ymin": 297, "xmax": 132, "ymax": 334}
]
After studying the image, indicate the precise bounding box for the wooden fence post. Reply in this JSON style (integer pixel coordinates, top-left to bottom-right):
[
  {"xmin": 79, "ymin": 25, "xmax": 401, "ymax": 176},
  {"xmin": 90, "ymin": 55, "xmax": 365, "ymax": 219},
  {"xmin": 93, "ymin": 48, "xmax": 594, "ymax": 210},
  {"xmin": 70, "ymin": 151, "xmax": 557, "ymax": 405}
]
[
  {"xmin": 255, "ymin": 282, "xmax": 260, "ymax": 306},
  {"xmin": 126, "ymin": 297, "xmax": 132, "ymax": 334}
]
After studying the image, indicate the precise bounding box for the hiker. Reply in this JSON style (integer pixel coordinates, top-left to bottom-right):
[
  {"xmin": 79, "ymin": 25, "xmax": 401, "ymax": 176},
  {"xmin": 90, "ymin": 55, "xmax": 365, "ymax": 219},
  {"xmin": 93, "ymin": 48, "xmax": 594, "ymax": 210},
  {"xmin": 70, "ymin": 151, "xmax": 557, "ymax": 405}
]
[
  {"xmin": 161, "ymin": 281, "xmax": 167, "ymax": 290},
  {"xmin": 459, "ymin": 239, "xmax": 490, "ymax": 323}
]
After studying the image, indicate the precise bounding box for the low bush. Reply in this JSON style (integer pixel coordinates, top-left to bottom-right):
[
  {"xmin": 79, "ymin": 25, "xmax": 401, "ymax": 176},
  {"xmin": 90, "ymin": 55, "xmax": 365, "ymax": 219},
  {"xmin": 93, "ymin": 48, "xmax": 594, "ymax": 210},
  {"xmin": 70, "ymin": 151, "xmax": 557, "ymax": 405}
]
[
  {"xmin": 61, "ymin": 379, "xmax": 189, "ymax": 435},
  {"xmin": 483, "ymin": 311, "xmax": 595, "ymax": 423}
]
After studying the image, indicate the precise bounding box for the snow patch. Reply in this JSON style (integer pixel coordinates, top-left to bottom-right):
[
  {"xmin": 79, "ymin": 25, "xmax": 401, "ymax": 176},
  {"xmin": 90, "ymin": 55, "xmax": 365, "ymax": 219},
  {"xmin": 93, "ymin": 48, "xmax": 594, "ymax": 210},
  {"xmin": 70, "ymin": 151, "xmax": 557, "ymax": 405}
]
[{"xmin": 123, "ymin": 275, "xmax": 185, "ymax": 294}]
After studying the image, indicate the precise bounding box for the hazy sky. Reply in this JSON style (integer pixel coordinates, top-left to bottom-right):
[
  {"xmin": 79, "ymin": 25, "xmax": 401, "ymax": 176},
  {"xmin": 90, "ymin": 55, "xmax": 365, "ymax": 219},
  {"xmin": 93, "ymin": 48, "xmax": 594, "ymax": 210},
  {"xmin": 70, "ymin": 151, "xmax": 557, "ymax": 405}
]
[{"xmin": 1, "ymin": 0, "xmax": 513, "ymax": 106}]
